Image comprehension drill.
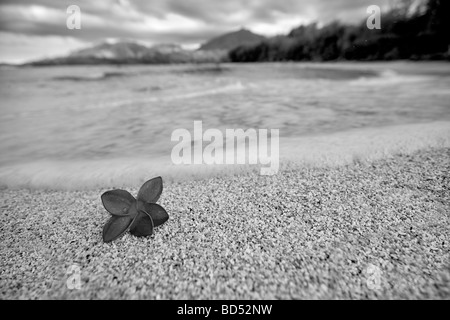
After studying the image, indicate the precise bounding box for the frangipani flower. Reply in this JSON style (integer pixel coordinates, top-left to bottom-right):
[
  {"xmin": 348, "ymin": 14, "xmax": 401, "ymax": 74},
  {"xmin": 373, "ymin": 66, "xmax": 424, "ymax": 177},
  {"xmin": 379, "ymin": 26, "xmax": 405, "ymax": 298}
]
[{"xmin": 101, "ymin": 177, "xmax": 169, "ymax": 242}]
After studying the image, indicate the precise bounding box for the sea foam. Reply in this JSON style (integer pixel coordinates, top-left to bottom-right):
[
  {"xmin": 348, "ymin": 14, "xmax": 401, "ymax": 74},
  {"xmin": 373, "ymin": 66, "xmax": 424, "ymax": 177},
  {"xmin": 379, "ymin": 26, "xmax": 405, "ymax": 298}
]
[{"xmin": 0, "ymin": 121, "xmax": 448, "ymax": 190}]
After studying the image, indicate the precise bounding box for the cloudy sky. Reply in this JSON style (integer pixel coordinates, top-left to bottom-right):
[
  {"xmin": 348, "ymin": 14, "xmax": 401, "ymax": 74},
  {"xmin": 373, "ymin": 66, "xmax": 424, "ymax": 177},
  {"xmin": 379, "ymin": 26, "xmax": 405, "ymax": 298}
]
[{"xmin": 0, "ymin": 0, "xmax": 392, "ymax": 63}]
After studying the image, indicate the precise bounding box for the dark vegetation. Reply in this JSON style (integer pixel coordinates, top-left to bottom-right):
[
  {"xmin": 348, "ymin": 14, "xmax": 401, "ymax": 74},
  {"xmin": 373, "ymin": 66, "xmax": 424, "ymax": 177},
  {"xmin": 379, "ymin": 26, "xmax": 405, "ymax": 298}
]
[{"xmin": 229, "ymin": 0, "xmax": 449, "ymax": 62}]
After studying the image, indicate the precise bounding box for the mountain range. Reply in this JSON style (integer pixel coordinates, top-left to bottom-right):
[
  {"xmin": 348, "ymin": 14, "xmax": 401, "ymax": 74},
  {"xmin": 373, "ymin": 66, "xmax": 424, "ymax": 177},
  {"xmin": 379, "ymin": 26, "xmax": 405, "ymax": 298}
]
[{"xmin": 28, "ymin": 28, "xmax": 265, "ymax": 66}]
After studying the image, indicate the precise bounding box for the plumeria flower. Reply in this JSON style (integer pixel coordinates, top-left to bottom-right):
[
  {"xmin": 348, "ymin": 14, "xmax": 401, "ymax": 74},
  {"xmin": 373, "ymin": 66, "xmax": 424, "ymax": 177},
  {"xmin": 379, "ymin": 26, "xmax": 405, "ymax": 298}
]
[{"xmin": 101, "ymin": 177, "xmax": 169, "ymax": 242}]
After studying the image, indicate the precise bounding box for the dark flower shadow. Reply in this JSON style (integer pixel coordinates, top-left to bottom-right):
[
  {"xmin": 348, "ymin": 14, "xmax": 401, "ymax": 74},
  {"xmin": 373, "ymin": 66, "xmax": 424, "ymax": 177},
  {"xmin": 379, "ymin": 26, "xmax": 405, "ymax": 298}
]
[{"xmin": 101, "ymin": 176, "xmax": 169, "ymax": 243}]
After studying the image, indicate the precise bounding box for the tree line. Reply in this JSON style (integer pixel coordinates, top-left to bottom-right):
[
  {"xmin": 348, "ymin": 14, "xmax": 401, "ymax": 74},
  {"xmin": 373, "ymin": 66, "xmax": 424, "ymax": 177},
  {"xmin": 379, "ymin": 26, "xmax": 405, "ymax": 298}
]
[{"xmin": 229, "ymin": 0, "xmax": 449, "ymax": 62}]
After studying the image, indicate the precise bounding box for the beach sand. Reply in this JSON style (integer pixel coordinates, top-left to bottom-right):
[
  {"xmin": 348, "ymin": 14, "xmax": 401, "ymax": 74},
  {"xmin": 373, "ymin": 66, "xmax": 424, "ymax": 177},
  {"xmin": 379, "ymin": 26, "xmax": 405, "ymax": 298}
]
[{"xmin": 0, "ymin": 147, "xmax": 449, "ymax": 299}]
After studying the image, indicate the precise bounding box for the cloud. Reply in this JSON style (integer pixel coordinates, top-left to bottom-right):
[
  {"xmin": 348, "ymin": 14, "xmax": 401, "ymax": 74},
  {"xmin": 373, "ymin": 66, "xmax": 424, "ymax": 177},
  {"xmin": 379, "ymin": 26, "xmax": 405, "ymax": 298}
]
[
  {"xmin": 0, "ymin": 0, "xmax": 393, "ymax": 39},
  {"xmin": 0, "ymin": 0, "xmax": 393, "ymax": 62},
  {"xmin": 0, "ymin": 31, "xmax": 87, "ymax": 63}
]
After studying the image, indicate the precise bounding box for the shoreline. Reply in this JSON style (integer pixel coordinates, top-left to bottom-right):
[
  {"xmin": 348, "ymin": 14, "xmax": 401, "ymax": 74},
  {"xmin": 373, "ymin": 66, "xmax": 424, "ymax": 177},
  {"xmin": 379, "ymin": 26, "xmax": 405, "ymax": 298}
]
[
  {"xmin": 1, "ymin": 120, "xmax": 450, "ymax": 191},
  {"xmin": 1, "ymin": 146, "xmax": 449, "ymax": 299}
]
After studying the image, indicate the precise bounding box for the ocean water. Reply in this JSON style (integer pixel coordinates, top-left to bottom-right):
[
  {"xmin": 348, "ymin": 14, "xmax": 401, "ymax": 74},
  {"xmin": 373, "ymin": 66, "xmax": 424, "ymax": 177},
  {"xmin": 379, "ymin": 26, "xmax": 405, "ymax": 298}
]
[{"xmin": 0, "ymin": 62, "xmax": 449, "ymax": 189}]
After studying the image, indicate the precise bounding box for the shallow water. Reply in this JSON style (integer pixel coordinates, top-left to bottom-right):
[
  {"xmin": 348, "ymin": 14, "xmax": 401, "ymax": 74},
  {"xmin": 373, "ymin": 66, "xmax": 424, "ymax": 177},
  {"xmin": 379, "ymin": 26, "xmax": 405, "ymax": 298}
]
[{"xmin": 0, "ymin": 62, "xmax": 449, "ymax": 189}]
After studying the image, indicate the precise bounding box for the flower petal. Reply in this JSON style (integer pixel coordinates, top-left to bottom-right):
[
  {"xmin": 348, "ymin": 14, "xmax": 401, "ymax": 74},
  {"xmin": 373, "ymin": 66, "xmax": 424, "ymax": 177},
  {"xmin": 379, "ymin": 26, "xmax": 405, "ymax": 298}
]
[
  {"xmin": 129, "ymin": 210, "xmax": 154, "ymax": 237},
  {"xmin": 101, "ymin": 189, "xmax": 135, "ymax": 216},
  {"xmin": 141, "ymin": 202, "xmax": 169, "ymax": 227},
  {"xmin": 137, "ymin": 176, "xmax": 163, "ymax": 203},
  {"xmin": 102, "ymin": 215, "xmax": 133, "ymax": 243}
]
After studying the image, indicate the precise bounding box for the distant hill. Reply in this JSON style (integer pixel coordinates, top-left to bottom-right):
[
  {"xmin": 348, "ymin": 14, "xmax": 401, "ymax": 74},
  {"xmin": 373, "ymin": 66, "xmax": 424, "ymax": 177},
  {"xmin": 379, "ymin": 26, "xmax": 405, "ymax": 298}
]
[
  {"xmin": 28, "ymin": 41, "xmax": 227, "ymax": 66},
  {"xmin": 72, "ymin": 41, "xmax": 149, "ymax": 60},
  {"xmin": 199, "ymin": 28, "xmax": 266, "ymax": 51},
  {"xmin": 26, "ymin": 29, "xmax": 267, "ymax": 66}
]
